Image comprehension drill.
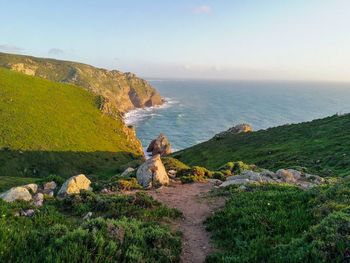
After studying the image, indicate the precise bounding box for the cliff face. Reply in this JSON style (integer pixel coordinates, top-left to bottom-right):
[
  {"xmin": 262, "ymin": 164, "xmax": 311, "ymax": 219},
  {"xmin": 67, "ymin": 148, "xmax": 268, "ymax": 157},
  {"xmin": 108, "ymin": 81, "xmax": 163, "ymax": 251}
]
[{"xmin": 0, "ymin": 52, "xmax": 163, "ymax": 113}]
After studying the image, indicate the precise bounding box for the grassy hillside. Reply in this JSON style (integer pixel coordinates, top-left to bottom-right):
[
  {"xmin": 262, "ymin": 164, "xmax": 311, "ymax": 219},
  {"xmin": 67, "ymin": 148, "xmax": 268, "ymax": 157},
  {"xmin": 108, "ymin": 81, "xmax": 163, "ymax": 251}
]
[
  {"xmin": 206, "ymin": 179, "xmax": 350, "ymax": 262},
  {"xmin": 0, "ymin": 67, "xmax": 143, "ymax": 177},
  {"xmin": 0, "ymin": 52, "xmax": 162, "ymax": 113},
  {"xmin": 172, "ymin": 114, "xmax": 350, "ymax": 177}
]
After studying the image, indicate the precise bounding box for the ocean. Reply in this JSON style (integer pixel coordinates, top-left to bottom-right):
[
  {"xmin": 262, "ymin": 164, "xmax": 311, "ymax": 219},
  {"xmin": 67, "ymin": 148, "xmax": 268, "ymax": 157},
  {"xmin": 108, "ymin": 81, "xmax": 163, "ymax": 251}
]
[{"xmin": 124, "ymin": 80, "xmax": 350, "ymax": 152}]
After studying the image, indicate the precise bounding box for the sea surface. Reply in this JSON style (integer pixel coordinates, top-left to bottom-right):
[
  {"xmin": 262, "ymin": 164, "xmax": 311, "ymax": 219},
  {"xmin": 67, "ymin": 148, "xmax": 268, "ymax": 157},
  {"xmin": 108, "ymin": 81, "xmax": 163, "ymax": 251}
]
[{"xmin": 124, "ymin": 80, "xmax": 350, "ymax": 152}]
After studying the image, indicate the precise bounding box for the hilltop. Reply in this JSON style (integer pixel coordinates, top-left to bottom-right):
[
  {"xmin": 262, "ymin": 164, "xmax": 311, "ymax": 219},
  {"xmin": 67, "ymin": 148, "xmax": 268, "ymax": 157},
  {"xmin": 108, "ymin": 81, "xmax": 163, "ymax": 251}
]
[
  {"xmin": 172, "ymin": 114, "xmax": 350, "ymax": 177},
  {"xmin": 0, "ymin": 52, "xmax": 163, "ymax": 113},
  {"xmin": 0, "ymin": 67, "xmax": 144, "ymax": 177}
]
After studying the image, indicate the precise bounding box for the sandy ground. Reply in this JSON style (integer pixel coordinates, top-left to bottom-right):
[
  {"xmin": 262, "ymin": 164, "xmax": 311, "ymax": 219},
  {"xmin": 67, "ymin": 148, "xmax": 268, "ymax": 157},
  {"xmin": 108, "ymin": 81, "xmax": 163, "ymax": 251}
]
[{"xmin": 148, "ymin": 180, "xmax": 226, "ymax": 263}]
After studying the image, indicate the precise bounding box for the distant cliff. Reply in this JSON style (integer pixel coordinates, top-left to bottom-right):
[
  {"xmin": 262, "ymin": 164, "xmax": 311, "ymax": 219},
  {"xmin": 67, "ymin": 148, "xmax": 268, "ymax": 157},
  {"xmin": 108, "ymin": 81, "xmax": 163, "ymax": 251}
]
[{"xmin": 0, "ymin": 52, "xmax": 163, "ymax": 113}]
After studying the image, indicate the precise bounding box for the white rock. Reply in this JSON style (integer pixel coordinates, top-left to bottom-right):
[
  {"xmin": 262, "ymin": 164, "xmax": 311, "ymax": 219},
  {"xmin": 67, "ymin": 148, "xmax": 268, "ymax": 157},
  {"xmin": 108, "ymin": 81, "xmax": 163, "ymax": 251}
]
[
  {"xmin": 58, "ymin": 174, "xmax": 92, "ymax": 196},
  {"xmin": 0, "ymin": 187, "xmax": 32, "ymax": 202},
  {"xmin": 136, "ymin": 155, "xmax": 169, "ymax": 188}
]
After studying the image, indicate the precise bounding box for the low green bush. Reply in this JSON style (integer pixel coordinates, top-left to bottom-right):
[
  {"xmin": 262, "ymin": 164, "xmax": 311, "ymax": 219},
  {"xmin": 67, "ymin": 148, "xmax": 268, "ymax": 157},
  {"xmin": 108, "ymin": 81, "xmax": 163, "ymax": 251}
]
[
  {"xmin": 205, "ymin": 179, "xmax": 350, "ymax": 262},
  {"xmin": 0, "ymin": 190, "xmax": 182, "ymax": 263},
  {"xmin": 161, "ymin": 157, "xmax": 190, "ymax": 172}
]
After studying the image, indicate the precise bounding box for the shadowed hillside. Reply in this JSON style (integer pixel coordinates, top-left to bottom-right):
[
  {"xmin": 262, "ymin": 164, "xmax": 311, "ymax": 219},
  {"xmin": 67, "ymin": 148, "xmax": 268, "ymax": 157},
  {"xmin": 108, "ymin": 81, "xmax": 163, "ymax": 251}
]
[{"xmin": 0, "ymin": 67, "xmax": 144, "ymax": 177}]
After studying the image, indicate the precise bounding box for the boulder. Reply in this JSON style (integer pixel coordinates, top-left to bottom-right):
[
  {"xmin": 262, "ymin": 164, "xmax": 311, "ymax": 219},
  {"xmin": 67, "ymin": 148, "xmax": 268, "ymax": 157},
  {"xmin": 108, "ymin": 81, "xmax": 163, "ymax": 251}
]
[
  {"xmin": 57, "ymin": 174, "xmax": 92, "ymax": 196},
  {"xmin": 33, "ymin": 193, "xmax": 44, "ymax": 207},
  {"xmin": 146, "ymin": 134, "xmax": 171, "ymax": 156},
  {"xmin": 0, "ymin": 187, "xmax": 32, "ymax": 202},
  {"xmin": 43, "ymin": 181, "xmax": 57, "ymax": 192},
  {"xmin": 121, "ymin": 167, "xmax": 135, "ymax": 176},
  {"xmin": 219, "ymin": 179, "xmax": 251, "ymax": 187},
  {"xmin": 136, "ymin": 155, "xmax": 169, "ymax": 188},
  {"xmin": 23, "ymin": 184, "xmax": 38, "ymax": 194},
  {"xmin": 276, "ymin": 169, "xmax": 297, "ymax": 183}
]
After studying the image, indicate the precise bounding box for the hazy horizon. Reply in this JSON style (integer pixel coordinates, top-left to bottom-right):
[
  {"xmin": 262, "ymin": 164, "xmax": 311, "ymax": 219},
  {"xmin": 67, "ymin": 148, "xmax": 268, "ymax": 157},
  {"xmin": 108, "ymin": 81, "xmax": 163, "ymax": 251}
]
[{"xmin": 1, "ymin": 0, "xmax": 350, "ymax": 82}]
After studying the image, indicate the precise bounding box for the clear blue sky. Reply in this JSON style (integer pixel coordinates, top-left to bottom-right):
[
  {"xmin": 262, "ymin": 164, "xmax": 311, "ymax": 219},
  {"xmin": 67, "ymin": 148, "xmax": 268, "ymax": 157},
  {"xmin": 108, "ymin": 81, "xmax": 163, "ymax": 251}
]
[{"xmin": 1, "ymin": 0, "xmax": 349, "ymax": 81}]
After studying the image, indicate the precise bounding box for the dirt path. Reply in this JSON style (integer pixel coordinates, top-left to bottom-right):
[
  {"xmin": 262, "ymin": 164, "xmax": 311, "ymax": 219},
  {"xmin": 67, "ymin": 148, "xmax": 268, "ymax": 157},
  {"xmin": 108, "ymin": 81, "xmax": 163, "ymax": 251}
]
[{"xmin": 148, "ymin": 180, "xmax": 226, "ymax": 263}]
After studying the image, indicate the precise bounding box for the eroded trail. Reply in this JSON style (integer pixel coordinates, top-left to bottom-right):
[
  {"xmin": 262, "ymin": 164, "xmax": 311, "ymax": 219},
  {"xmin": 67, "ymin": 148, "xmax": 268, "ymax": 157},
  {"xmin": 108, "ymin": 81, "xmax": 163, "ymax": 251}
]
[{"xmin": 148, "ymin": 180, "xmax": 226, "ymax": 263}]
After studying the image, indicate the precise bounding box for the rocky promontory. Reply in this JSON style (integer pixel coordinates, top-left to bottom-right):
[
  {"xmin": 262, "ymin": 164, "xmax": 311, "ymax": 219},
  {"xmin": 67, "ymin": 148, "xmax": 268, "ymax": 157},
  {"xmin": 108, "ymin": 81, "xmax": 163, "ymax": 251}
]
[{"xmin": 0, "ymin": 52, "xmax": 163, "ymax": 113}]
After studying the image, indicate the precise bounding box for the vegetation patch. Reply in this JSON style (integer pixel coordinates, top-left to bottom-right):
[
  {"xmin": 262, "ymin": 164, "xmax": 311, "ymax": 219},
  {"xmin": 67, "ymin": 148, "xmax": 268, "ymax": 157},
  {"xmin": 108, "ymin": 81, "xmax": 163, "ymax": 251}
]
[
  {"xmin": 0, "ymin": 190, "xmax": 182, "ymax": 263},
  {"xmin": 205, "ymin": 179, "xmax": 350, "ymax": 262}
]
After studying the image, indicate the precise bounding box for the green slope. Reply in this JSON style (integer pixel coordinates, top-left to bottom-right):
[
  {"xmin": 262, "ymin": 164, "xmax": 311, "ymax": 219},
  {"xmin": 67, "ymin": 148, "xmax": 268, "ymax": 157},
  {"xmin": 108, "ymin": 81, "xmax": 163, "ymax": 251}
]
[
  {"xmin": 0, "ymin": 52, "xmax": 162, "ymax": 113},
  {"xmin": 172, "ymin": 114, "xmax": 350, "ymax": 177},
  {"xmin": 0, "ymin": 67, "xmax": 143, "ymax": 177}
]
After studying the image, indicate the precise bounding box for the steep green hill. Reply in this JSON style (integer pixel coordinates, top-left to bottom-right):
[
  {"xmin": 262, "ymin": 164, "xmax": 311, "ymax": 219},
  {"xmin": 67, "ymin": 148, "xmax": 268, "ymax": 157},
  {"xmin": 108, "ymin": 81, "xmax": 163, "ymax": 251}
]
[
  {"xmin": 172, "ymin": 114, "xmax": 350, "ymax": 177},
  {"xmin": 0, "ymin": 52, "xmax": 162, "ymax": 113},
  {"xmin": 0, "ymin": 67, "xmax": 143, "ymax": 177}
]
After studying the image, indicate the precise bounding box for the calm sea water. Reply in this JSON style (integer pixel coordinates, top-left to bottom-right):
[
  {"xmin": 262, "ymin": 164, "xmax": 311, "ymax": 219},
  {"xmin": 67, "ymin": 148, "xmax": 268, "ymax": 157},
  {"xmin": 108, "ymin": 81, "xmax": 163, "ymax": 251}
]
[{"xmin": 124, "ymin": 80, "xmax": 350, "ymax": 152}]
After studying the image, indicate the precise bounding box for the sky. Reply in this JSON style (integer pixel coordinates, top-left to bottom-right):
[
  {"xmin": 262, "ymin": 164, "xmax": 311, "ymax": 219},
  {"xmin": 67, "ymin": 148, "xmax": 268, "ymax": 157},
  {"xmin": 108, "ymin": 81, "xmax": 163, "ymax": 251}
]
[{"xmin": 0, "ymin": 0, "xmax": 350, "ymax": 81}]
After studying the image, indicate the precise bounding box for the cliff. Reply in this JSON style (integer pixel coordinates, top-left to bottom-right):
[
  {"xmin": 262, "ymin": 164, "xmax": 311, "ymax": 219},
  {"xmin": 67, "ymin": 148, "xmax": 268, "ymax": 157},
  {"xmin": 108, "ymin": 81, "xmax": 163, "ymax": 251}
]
[{"xmin": 0, "ymin": 52, "xmax": 163, "ymax": 114}]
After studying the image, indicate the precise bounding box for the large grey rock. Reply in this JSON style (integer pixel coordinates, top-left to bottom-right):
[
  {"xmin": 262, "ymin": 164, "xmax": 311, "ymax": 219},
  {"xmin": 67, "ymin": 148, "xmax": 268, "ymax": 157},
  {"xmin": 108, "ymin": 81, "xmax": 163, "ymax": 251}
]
[
  {"xmin": 136, "ymin": 155, "xmax": 169, "ymax": 188},
  {"xmin": 58, "ymin": 174, "xmax": 92, "ymax": 196},
  {"xmin": 121, "ymin": 167, "xmax": 135, "ymax": 176},
  {"xmin": 219, "ymin": 179, "xmax": 251, "ymax": 187},
  {"xmin": 0, "ymin": 187, "xmax": 32, "ymax": 202},
  {"xmin": 146, "ymin": 134, "xmax": 171, "ymax": 156}
]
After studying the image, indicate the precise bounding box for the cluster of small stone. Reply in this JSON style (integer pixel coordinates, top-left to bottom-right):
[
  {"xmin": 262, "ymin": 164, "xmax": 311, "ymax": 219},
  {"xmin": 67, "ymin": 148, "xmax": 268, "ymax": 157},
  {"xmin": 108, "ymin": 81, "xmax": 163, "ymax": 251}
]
[{"xmin": 219, "ymin": 169, "xmax": 325, "ymax": 189}]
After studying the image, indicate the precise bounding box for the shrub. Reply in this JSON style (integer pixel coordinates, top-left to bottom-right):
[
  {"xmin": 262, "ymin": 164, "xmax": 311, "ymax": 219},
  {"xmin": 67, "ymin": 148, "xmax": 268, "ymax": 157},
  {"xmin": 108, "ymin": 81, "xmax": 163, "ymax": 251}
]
[
  {"xmin": 118, "ymin": 178, "xmax": 142, "ymax": 191},
  {"xmin": 161, "ymin": 157, "xmax": 190, "ymax": 172}
]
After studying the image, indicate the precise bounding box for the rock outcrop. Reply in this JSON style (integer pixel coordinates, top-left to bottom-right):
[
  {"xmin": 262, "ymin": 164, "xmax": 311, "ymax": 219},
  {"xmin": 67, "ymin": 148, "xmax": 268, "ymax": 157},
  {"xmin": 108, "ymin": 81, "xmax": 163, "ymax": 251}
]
[
  {"xmin": 147, "ymin": 134, "xmax": 171, "ymax": 156},
  {"xmin": 58, "ymin": 174, "xmax": 92, "ymax": 196},
  {"xmin": 136, "ymin": 155, "xmax": 169, "ymax": 188},
  {"xmin": 220, "ymin": 169, "xmax": 325, "ymax": 189},
  {"xmin": 0, "ymin": 186, "xmax": 32, "ymax": 202},
  {"xmin": 214, "ymin": 123, "xmax": 252, "ymax": 139}
]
